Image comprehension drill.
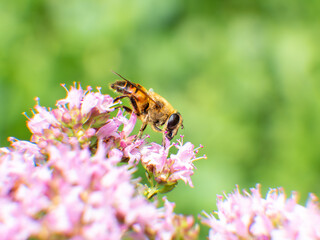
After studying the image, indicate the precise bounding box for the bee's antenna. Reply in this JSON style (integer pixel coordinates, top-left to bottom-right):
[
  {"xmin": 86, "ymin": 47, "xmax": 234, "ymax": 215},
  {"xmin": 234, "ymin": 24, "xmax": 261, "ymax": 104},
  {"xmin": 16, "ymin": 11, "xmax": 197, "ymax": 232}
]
[{"xmin": 111, "ymin": 71, "xmax": 129, "ymax": 81}]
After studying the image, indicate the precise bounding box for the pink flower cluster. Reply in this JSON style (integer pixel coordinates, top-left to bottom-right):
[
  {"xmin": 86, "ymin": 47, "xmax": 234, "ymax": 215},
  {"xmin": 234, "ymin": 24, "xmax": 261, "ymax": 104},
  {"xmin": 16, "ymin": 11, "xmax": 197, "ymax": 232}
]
[
  {"xmin": 141, "ymin": 137, "xmax": 206, "ymax": 189},
  {"xmin": 96, "ymin": 110, "xmax": 145, "ymax": 165},
  {"xmin": 1, "ymin": 140, "xmax": 151, "ymax": 239},
  {"xmin": 0, "ymin": 83, "xmax": 201, "ymax": 239},
  {"xmin": 202, "ymin": 184, "xmax": 320, "ymax": 240},
  {"xmin": 154, "ymin": 197, "xmax": 199, "ymax": 240},
  {"xmin": 25, "ymin": 83, "xmax": 114, "ymax": 151}
]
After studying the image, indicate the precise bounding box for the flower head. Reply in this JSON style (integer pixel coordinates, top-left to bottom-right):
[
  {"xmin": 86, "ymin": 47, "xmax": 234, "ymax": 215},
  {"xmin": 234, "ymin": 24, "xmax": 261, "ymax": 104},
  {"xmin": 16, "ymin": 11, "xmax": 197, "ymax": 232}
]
[
  {"xmin": 141, "ymin": 136, "xmax": 206, "ymax": 189},
  {"xmin": 146, "ymin": 197, "xmax": 199, "ymax": 240},
  {"xmin": 25, "ymin": 83, "xmax": 115, "ymax": 151},
  {"xmin": 202, "ymin": 184, "xmax": 320, "ymax": 240}
]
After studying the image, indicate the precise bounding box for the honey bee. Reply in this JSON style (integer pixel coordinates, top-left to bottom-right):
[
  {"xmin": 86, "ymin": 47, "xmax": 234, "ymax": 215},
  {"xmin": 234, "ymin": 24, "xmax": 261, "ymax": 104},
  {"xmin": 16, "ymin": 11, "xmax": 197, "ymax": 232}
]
[{"xmin": 110, "ymin": 72, "xmax": 183, "ymax": 144}]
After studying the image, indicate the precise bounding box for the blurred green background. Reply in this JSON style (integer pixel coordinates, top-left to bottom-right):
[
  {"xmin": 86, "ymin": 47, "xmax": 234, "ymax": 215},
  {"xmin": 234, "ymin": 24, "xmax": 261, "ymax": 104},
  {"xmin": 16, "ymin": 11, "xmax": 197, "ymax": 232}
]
[{"xmin": 1, "ymin": 0, "xmax": 320, "ymax": 237}]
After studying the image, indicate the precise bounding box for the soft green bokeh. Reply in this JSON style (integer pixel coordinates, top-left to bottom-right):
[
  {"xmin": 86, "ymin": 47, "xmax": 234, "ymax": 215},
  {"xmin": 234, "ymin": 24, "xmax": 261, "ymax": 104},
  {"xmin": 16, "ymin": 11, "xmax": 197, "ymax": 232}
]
[{"xmin": 1, "ymin": 0, "xmax": 320, "ymax": 237}]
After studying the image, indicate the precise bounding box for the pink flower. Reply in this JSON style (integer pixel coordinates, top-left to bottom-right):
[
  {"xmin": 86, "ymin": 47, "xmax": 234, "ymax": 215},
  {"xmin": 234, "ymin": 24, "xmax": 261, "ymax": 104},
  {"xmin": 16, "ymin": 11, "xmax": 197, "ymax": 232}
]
[
  {"xmin": 81, "ymin": 87, "xmax": 114, "ymax": 115},
  {"xmin": 141, "ymin": 136, "xmax": 206, "ymax": 188},
  {"xmin": 202, "ymin": 185, "xmax": 320, "ymax": 240},
  {"xmin": 96, "ymin": 119, "xmax": 120, "ymax": 139},
  {"xmin": 26, "ymin": 99, "xmax": 61, "ymax": 135},
  {"xmin": 97, "ymin": 110, "xmax": 145, "ymax": 165},
  {"xmin": 150, "ymin": 197, "xmax": 199, "ymax": 240},
  {"xmin": 57, "ymin": 83, "xmax": 84, "ymax": 109},
  {"xmin": 6, "ymin": 137, "xmax": 42, "ymax": 165}
]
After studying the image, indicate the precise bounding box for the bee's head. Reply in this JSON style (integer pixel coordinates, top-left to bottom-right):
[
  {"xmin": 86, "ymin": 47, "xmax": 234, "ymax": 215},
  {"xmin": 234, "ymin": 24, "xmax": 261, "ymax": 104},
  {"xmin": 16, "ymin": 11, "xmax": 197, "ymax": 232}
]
[
  {"xmin": 110, "ymin": 80, "xmax": 128, "ymax": 93},
  {"xmin": 165, "ymin": 112, "xmax": 183, "ymax": 140}
]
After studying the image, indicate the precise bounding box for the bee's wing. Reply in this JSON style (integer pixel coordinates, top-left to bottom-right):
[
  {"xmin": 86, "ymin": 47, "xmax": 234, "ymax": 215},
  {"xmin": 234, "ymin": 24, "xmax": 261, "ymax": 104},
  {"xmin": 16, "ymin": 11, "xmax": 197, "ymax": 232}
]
[{"xmin": 111, "ymin": 71, "xmax": 158, "ymax": 104}]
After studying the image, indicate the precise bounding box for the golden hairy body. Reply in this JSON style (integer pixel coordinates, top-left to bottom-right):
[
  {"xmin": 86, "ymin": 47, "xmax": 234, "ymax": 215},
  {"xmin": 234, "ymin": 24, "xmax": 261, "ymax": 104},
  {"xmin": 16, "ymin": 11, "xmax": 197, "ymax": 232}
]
[{"xmin": 110, "ymin": 72, "xmax": 183, "ymax": 144}]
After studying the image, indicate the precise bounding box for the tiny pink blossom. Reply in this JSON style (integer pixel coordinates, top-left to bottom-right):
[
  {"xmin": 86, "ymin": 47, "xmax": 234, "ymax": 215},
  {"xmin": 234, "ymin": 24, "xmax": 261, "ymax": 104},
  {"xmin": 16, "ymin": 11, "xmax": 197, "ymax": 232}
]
[
  {"xmin": 7, "ymin": 137, "xmax": 42, "ymax": 164},
  {"xmin": 81, "ymin": 88, "xmax": 114, "ymax": 115},
  {"xmin": 96, "ymin": 119, "xmax": 120, "ymax": 139},
  {"xmin": 27, "ymin": 108, "xmax": 58, "ymax": 135},
  {"xmin": 57, "ymin": 83, "xmax": 84, "ymax": 109},
  {"xmin": 121, "ymin": 111, "xmax": 137, "ymax": 138}
]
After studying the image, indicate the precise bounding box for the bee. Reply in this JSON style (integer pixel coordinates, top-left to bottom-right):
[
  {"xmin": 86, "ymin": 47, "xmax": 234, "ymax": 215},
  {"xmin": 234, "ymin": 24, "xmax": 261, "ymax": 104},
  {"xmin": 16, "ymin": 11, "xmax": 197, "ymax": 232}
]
[{"xmin": 110, "ymin": 72, "xmax": 183, "ymax": 145}]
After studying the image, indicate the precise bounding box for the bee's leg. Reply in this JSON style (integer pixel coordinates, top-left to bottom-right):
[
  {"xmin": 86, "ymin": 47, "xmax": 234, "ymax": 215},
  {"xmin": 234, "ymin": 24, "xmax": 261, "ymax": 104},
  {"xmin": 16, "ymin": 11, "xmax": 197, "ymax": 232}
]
[
  {"xmin": 162, "ymin": 134, "xmax": 166, "ymax": 147},
  {"xmin": 113, "ymin": 105, "xmax": 133, "ymax": 114},
  {"xmin": 113, "ymin": 95, "xmax": 136, "ymax": 115},
  {"xmin": 151, "ymin": 124, "xmax": 163, "ymax": 133},
  {"xmin": 122, "ymin": 106, "xmax": 133, "ymax": 113},
  {"xmin": 136, "ymin": 120, "xmax": 148, "ymax": 139},
  {"xmin": 113, "ymin": 95, "xmax": 128, "ymax": 103},
  {"xmin": 112, "ymin": 95, "xmax": 132, "ymax": 112},
  {"xmin": 150, "ymin": 124, "xmax": 167, "ymax": 146},
  {"xmin": 129, "ymin": 97, "xmax": 141, "ymax": 117},
  {"xmin": 129, "ymin": 96, "xmax": 146, "ymax": 140}
]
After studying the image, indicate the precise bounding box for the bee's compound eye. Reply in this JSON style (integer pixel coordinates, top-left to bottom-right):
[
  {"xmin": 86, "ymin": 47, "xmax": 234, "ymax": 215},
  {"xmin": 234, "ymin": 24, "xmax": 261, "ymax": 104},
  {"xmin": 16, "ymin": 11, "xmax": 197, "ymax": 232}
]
[
  {"xmin": 167, "ymin": 113, "xmax": 180, "ymax": 130},
  {"xmin": 116, "ymin": 81, "xmax": 126, "ymax": 87},
  {"xmin": 111, "ymin": 81, "xmax": 126, "ymax": 90}
]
